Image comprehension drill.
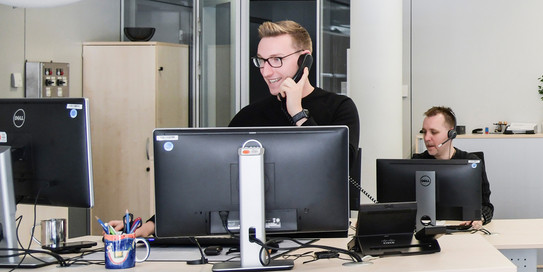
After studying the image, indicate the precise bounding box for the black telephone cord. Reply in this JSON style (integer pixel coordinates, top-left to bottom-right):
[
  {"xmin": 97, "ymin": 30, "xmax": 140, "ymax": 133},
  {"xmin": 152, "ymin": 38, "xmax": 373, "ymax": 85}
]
[{"xmin": 348, "ymin": 176, "xmax": 378, "ymax": 204}]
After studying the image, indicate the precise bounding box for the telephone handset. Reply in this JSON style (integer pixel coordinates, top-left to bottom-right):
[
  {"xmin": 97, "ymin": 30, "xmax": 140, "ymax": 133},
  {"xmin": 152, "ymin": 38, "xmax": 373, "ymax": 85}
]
[
  {"xmin": 292, "ymin": 54, "xmax": 313, "ymax": 83},
  {"xmin": 278, "ymin": 53, "xmax": 313, "ymax": 103}
]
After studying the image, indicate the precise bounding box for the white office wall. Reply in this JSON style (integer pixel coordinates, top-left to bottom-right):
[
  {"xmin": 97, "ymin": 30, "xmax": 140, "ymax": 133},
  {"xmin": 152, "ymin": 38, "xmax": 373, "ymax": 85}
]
[
  {"xmin": 0, "ymin": 0, "xmax": 121, "ymax": 98},
  {"xmin": 350, "ymin": 0, "xmax": 403, "ymax": 203},
  {"xmin": 409, "ymin": 2, "xmax": 543, "ymax": 265},
  {"xmin": 0, "ymin": 0, "xmax": 121, "ymax": 237},
  {"xmin": 411, "ymin": 0, "xmax": 543, "ymax": 144},
  {"xmin": 0, "ymin": 6, "xmax": 25, "ymax": 98}
]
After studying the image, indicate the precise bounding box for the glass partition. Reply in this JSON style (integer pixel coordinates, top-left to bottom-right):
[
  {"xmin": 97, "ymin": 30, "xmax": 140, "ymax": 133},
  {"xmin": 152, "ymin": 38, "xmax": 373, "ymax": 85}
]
[
  {"xmin": 198, "ymin": 0, "xmax": 238, "ymax": 127},
  {"xmin": 321, "ymin": 0, "xmax": 350, "ymax": 95}
]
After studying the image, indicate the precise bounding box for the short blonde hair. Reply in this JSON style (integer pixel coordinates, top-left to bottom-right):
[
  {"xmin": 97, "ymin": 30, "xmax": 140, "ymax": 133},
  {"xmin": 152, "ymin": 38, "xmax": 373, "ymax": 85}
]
[{"xmin": 258, "ymin": 20, "xmax": 312, "ymax": 53}]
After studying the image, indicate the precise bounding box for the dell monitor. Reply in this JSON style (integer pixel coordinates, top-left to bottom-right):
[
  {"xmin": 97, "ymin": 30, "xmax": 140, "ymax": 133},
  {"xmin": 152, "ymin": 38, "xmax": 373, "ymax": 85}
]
[
  {"xmin": 376, "ymin": 159, "xmax": 482, "ymax": 224},
  {"xmin": 0, "ymin": 98, "xmax": 94, "ymax": 267},
  {"xmin": 152, "ymin": 126, "xmax": 350, "ymax": 239}
]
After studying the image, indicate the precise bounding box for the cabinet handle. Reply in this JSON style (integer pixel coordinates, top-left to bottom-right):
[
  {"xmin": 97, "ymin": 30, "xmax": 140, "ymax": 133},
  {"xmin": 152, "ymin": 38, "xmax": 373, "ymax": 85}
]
[
  {"xmin": 158, "ymin": 67, "xmax": 164, "ymax": 71},
  {"xmin": 146, "ymin": 137, "xmax": 150, "ymax": 160}
]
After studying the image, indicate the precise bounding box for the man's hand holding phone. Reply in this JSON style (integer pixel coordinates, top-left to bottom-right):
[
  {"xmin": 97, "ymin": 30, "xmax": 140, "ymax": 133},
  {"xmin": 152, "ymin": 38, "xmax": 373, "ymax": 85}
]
[{"xmin": 278, "ymin": 66, "xmax": 309, "ymax": 116}]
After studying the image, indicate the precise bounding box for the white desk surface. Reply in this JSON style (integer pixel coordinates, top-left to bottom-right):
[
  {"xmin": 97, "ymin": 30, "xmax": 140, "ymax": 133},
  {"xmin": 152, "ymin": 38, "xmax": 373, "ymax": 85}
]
[
  {"xmin": 482, "ymin": 218, "xmax": 543, "ymax": 249},
  {"xmin": 1, "ymin": 234, "xmax": 515, "ymax": 272}
]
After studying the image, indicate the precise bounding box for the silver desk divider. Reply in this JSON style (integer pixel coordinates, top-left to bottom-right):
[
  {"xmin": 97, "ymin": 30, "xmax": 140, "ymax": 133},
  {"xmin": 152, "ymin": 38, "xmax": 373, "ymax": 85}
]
[
  {"xmin": 212, "ymin": 140, "xmax": 293, "ymax": 272},
  {"xmin": 415, "ymin": 171, "xmax": 436, "ymax": 231}
]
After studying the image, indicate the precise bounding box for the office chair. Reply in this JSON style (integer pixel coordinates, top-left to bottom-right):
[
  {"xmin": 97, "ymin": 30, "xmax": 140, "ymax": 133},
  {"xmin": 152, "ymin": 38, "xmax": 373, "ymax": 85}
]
[{"xmin": 349, "ymin": 148, "xmax": 362, "ymax": 211}]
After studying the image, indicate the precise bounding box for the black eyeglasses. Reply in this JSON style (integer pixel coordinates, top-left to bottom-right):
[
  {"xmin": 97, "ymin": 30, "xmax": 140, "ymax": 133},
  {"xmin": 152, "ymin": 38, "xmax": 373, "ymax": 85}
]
[{"xmin": 251, "ymin": 50, "xmax": 303, "ymax": 68}]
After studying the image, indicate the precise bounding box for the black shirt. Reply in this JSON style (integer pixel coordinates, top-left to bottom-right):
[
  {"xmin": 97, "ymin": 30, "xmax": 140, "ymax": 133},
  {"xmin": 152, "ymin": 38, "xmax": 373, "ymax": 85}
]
[{"xmin": 229, "ymin": 87, "xmax": 360, "ymax": 165}]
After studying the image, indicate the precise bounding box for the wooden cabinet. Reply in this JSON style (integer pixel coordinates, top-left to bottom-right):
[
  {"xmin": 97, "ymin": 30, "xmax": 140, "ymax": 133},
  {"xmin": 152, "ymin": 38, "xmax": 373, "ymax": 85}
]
[{"xmin": 83, "ymin": 42, "xmax": 188, "ymax": 234}]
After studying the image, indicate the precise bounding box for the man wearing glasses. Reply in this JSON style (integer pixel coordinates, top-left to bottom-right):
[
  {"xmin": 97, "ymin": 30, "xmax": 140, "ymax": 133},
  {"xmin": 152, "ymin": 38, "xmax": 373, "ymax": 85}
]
[
  {"xmin": 229, "ymin": 20, "xmax": 360, "ymax": 165},
  {"xmin": 109, "ymin": 21, "xmax": 360, "ymax": 237}
]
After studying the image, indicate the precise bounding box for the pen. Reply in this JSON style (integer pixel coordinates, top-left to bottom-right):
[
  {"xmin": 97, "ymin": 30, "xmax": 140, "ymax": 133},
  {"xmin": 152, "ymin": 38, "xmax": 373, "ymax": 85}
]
[
  {"xmin": 125, "ymin": 209, "xmax": 130, "ymax": 233},
  {"xmin": 129, "ymin": 217, "xmax": 142, "ymax": 234},
  {"xmin": 95, "ymin": 216, "xmax": 109, "ymax": 233},
  {"xmin": 108, "ymin": 224, "xmax": 117, "ymax": 235}
]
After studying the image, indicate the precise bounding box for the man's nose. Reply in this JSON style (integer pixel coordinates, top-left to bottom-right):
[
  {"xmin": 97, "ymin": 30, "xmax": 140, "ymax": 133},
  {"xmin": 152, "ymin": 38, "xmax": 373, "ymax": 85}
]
[{"xmin": 423, "ymin": 133, "xmax": 431, "ymax": 142}]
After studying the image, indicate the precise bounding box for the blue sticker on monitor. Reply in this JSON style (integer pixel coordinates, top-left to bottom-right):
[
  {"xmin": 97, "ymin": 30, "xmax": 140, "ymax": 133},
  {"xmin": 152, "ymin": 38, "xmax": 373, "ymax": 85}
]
[
  {"xmin": 70, "ymin": 109, "xmax": 78, "ymax": 119},
  {"xmin": 163, "ymin": 142, "xmax": 174, "ymax": 152}
]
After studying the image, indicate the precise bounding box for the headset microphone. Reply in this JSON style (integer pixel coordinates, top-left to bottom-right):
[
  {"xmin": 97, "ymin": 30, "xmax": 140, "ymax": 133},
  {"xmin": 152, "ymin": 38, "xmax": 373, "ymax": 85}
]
[
  {"xmin": 437, "ymin": 138, "xmax": 450, "ymax": 148},
  {"xmin": 437, "ymin": 127, "xmax": 457, "ymax": 148}
]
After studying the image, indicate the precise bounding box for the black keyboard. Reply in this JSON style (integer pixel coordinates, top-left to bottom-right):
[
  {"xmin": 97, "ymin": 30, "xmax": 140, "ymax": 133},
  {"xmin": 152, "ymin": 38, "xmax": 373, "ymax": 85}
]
[{"xmin": 145, "ymin": 236, "xmax": 239, "ymax": 247}]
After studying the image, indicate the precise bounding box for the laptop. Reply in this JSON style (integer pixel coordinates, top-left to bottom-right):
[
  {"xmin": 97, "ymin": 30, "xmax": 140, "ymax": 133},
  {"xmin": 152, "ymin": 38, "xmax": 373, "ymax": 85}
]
[{"xmin": 348, "ymin": 202, "xmax": 440, "ymax": 256}]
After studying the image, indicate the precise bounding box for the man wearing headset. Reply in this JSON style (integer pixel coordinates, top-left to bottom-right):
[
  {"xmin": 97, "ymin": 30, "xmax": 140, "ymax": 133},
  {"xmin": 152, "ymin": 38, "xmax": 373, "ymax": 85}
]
[{"xmin": 413, "ymin": 106, "xmax": 494, "ymax": 229}]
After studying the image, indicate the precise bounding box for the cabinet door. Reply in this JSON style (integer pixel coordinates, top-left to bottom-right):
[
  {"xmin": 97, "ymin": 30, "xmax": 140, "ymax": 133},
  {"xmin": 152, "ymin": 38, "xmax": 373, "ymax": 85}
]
[
  {"xmin": 156, "ymin": 44, "xmax": 189, "ymax": 128},
  {"xmin": 83, "ymin": 45, "xmax": 156, "ymax": 234}
]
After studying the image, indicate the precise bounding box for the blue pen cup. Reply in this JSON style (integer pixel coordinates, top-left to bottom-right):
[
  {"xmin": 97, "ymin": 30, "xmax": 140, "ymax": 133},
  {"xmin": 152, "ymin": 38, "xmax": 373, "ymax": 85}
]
[{"xmin": 104, "ymin": 233, "xmax": 150, "ymax": 269}]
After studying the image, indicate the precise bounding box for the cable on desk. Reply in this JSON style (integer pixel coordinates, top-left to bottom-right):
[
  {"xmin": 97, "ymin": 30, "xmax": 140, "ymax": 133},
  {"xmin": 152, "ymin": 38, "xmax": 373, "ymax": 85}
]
[
  {"xmin": 249, "ymin": 236, "xmax": 363, "ymax": 266},
  {"xmin": 62, "ymin": 247, "xmax": 105, "ymax": 266},
  {"xmin": 0, "ymin": 248, "xmax": 67, "ymax": 267},
  {"xmin": 3, "ymin": 185, "xmax": 62, "ymax": 272},
  {"xmin": 281, "ymin": 251, "xmax": 313, "ymax": 262},
  {"xmin": 471, "ymin": 228, "xmax": 492, "ymax": 235},
  {"xmin": 215, "ymin": 212, "xmax": 365, "ymax": 266},
  {"xmin": 219, "ymin": 211, "xmax": 239, "ymax": 239}
]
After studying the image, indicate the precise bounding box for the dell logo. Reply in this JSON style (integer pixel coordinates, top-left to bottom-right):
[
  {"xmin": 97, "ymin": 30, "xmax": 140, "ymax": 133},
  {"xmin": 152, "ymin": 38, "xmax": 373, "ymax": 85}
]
[
  {"xmin": 419, "ymin": 175, "xmax": 432, "ymax": 187},
  {"xmin": 13, "ymin": 109, "xmax": 26, "ymax": 128}
]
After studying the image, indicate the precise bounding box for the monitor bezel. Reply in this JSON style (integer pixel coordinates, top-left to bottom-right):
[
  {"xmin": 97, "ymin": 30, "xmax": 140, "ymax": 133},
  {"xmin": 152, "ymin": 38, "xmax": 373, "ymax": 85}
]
[
  {"xmin": 153, "ymin": 126, "xmax": 350, "ymax": 238},
  {"xmin": 0, "ymin": 98, "xmax": 94, "ymax": 208},
  {"xmin": 376, "ymin": 158, "xmax": 482, "ymax": 222}
]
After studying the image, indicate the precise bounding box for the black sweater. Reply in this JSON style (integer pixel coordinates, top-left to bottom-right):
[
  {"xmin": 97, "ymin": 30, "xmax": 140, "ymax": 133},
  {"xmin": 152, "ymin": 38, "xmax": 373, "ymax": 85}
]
[
  {"xmin": 412, "ymin": 148, "xmax": 494, "ymax": 224},
  {"xmin": 229, "ymin": 87, "xmax": 360, "ymax": 165}
]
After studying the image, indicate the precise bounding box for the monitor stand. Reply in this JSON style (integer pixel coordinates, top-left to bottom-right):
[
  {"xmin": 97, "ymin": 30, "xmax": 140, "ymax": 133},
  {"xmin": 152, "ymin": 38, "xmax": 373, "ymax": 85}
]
[
  {"xmin": 415, "ymin": 171, "xmax": 437, "ymax": 231},
  {"xmin": 212, "ymin": 141, "xmax": 294, "ymax": 272},
  {"xmin": 0, "ymin": 146, "xmax": 55, "ymax": 268}
]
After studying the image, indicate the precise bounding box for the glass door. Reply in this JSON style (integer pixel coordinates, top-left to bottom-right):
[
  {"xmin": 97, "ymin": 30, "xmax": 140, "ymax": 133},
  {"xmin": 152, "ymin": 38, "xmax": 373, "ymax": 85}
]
[
  {"xmin": 321, "ymin": 0, "xmax": 350, "ymax": 95},
  {"xmin": 247, "ymin": 0, "xmax": 350, "ymax": 103},
  {"xmin": 248, "ymin": 0, "xmax": 318, "ymax": 104},
  {"xmin": 196, "ymin": 0, "xmax": 246, "ymax": 127},
  {"xmin": 194, "ymin": 0, "xmax": 349, "ymax": 126}
]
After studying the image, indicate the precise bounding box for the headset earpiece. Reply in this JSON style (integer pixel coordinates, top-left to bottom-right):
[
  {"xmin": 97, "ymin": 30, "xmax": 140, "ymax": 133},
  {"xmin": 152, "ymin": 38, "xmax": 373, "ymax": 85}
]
[
  {"xmin": 447, "ymin": 107, "xmax": 457, "ymax": 140},
  {"xmin": 447, "ymin": 129, "xmax": 457, "ymax": 140},
  {"xmin": 436, "ymin": 107, "xmax": 458, "ymax": 148}
]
